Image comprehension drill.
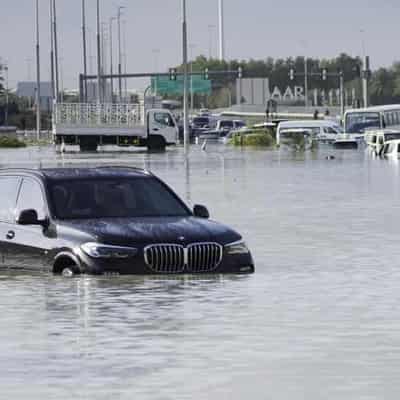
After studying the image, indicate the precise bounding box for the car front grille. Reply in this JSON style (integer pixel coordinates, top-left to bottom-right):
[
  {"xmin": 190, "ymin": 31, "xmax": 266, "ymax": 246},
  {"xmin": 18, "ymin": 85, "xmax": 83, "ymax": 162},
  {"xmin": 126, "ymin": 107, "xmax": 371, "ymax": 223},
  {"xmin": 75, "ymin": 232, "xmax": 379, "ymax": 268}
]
[{"xmin": 144, "ymin": 243, "xmax": 223, "ymax": 273}]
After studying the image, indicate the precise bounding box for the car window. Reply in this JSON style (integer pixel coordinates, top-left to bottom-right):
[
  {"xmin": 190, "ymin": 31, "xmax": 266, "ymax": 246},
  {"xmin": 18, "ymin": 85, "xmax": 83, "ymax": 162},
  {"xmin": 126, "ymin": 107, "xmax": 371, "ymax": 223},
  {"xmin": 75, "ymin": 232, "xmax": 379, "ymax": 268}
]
[
  {"xmin": 16, "ymin": 178, "xmax": 46, "ymax": 220},
  {"xmin": 0, "ymin": 177, "xmax": 20, "ymax": 223},
  {"xmin": 324, "ymin": 127, "xmax": 338, "ymax": 134},
  {"xmin": 50, "ymin": 177, "xmax": 190, "ymax": 219}
]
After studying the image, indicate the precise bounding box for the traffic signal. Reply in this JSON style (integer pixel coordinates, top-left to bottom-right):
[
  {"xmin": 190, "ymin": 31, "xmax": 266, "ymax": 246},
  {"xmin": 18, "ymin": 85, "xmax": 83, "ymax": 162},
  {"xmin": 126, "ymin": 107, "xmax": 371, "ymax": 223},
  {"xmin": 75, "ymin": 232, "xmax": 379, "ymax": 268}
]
[
  {"xmin": 203, "ymin": 67, "xmax": 209, "ymax": 80},
  {"xmin": 322, "ymin": 68, "xmax": 327, "ymax": 80},
  {"xmin": 238, "ymin": 66, "xmax": 243, "ymax": 79},
  {"xmin": 289, "ymin": 68, "xmax": 295, "ymax": 81},
  {"xmin": 169, "ymin": 68, "xmax": 177, "ymax": 81}
]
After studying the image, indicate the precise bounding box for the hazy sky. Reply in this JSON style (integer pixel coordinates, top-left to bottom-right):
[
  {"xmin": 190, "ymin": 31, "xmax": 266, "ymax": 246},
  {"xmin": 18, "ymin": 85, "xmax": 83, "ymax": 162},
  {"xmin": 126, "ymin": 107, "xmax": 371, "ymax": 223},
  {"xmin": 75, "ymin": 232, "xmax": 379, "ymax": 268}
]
[{"xmin": 1, "ymin": 0, "xmax": 399, "ymax": 90}]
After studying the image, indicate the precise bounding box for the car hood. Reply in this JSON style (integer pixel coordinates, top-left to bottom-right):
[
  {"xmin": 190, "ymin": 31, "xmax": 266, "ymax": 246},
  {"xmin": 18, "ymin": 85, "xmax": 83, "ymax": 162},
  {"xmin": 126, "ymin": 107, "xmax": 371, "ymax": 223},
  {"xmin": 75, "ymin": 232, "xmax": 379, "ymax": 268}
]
[{"xmin": 58, "ymin": 216, "xmax": 241, "ymax": 247}]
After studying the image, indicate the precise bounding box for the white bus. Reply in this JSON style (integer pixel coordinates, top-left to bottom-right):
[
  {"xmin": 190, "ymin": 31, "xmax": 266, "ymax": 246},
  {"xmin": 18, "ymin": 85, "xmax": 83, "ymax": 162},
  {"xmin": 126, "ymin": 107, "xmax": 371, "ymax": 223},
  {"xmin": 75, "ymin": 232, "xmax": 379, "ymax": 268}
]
[{"xmin": 344, "ymin": 105, "xmax": 400, "ymax": 134}]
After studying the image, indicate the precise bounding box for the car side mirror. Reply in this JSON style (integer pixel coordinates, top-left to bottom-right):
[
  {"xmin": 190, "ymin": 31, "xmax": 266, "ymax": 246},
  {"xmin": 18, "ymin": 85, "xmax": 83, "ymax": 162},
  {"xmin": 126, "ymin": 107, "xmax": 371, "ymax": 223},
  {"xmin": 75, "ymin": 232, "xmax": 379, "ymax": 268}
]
[
  {"xmin": 17, "ymin": 209, "xmax": 48, "ymax": 227},
  {"xmin": 193, "ymin": 204, "xmax": 210, "ymax": 219}
]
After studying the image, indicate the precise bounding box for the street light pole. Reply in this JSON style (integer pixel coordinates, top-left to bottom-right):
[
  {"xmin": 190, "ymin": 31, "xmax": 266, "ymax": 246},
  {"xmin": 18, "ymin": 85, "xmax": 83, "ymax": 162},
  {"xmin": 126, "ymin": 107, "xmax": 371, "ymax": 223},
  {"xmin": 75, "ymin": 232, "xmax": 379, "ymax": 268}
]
[
  {"xmin": 82, "ymin": 0, "xmax": 88, "ymax": 102},
  {"xmin": 189, "ymin": 44, "xmax": 196, "ymax": 114},
  {"xmin": 117, "ymin": 6, "xmax": 125, "ymax": 102},
  {"xmin": 4, "ymin": 65, "xmax": 9, "ymax": 126},
  {"xmin": 109, "ymin": 17, "xmax": 116, "ymax": 103},
  {"xmin": 35, "ymin": 0, "xmax": 41, "ymax": 140},
  {"xmin": 304, "ymin": 57, "xmax": 309, "ymax": 108},
  {"xmin": 182, "ymin": 0, "xmax": 189, "ymax": 157},
  {"xmin": 49, "ymin": 0, "xmax": 55, "ymax": 101},
  {"xmin": 52, "ymin": 0, "xmax": 60, "ymax": 103},
  {"xmin": 218, "ymin": 0, "xmax": 225, "ymax": 60},
  {"xmin": 96, "ymin": 0, "xmax": 102, "ymax": 103}
]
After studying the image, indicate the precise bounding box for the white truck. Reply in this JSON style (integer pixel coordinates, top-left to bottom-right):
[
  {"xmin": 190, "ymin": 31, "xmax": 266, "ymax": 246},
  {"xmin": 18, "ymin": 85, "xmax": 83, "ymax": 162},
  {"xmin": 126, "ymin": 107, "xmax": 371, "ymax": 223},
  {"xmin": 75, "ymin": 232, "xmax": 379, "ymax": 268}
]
[{"xmin": 53, "ymin": 103, "xmax": 178, "ymax": 152}]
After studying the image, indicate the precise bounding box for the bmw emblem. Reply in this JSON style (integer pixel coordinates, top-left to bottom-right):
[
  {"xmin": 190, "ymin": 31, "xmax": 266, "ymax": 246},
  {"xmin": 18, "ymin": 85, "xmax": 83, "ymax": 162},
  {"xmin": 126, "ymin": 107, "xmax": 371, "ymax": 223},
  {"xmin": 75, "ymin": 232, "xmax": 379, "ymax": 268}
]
[{"xmin": 178, "ymin": 236, "xmax": 185, "ymax": 241}]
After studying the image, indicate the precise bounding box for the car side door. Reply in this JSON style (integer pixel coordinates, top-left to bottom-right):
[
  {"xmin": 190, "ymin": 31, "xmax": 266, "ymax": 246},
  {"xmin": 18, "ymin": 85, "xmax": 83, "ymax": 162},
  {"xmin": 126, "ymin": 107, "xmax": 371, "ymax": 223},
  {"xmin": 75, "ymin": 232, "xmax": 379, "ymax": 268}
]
[
  {"xmin": 0, "ymin": 176, "xmax": 21, "ymax": 270},
  {"xmin": 10, "ymin": 177, "xmax": 54, "ymax": 272}
]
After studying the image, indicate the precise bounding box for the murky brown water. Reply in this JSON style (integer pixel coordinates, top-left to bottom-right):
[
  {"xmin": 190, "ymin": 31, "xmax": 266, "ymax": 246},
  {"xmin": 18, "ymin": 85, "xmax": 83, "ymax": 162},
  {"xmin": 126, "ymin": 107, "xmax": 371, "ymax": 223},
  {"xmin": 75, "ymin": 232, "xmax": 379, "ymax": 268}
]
[{"xmin": 1, "ymin": 144, "xmax": 400, "ymax": 399}]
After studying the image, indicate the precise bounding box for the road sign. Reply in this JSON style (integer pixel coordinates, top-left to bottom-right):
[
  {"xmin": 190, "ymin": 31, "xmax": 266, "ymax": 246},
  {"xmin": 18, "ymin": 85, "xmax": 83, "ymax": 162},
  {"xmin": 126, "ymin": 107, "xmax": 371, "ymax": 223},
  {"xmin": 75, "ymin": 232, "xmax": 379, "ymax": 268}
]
[{"xmin": 151, "ymin": 76, "xmax": 211, "ymax": 95}]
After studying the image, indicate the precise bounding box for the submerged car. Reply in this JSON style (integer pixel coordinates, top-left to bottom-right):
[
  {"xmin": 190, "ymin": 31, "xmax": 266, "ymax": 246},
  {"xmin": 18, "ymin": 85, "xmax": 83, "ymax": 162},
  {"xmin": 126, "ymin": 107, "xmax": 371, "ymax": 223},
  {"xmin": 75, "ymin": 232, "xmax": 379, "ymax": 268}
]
[{"xmin": 0, "ymin": 167, "xmax": 255, "ymax": 275}]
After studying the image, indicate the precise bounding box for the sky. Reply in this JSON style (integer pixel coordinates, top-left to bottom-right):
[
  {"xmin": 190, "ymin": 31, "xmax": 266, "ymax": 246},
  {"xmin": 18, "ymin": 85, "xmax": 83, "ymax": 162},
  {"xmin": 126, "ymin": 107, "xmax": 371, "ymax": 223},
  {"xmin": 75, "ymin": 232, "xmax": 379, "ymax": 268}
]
[{"xmin": 1, "ymin": 0, "xmax": 399, "ymax": 90}]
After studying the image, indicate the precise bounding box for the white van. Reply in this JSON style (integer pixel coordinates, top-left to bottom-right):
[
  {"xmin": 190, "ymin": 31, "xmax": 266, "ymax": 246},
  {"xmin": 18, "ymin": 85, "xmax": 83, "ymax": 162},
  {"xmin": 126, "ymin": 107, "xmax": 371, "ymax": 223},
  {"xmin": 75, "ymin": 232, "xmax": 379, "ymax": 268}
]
[
  {"xmin": 276, "ymin": 120, "xmax": 343, "ymax": 145},
  {"xmin": 365, "ymin": 129, "xmax": 400, "ymax": 155}
]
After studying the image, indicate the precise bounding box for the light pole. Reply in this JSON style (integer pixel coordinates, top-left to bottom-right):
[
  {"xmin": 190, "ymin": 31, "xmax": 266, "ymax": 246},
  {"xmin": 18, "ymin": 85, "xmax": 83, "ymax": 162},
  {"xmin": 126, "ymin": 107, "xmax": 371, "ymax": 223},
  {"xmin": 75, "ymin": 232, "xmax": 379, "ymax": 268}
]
[
  {"xmin": 208, "ymin": 24, "xmax": 216, "ymax": 59},
  {"xmin": 189, "ymin": 44, "xmax": 196, "ymax": 113},
  {"xmin": 109, "ymin": 17, "xmax": 116, "ymax": 103},
  {"xmin": 82, "ymin": 0, "xmax": 88, "ymax": 102},
  {"xmin": 182, "ymin": 0, "xmax": 189, "ymax": 157},
  {"xmin": 49, "ymin": 0, "xmax": 55, "ymax": 101},
  {"xmin": 96, "ymin": 0, "xmax": 102, "ymax": 103},
  {"xmin": 52, "ymin": 0, "xmax": 60, "ymax": 103},
  {"xmin": 35, "ymin": 0, "xmax": 41, "ymax": 140},
  {"xmin": 152, "ymin": 49, "xmax": 160, "ymax": 96},
  {"xmin": 4, "ymin": 65, "xmax": 9, "ymax": 126},
  {"xmin": 117, "ymin": 6, "xmax": 125, "ymax": 103},
  {"xmin": 218, "ymin": 0, "xmax": 225, "ymax": 60},
  {"xmin": 304, "ymin": 57, "xmax": 309, "ymax": 108},
  {"xmin": 101, "ymin": 22, "xmax": 108, "ymax": 101}
]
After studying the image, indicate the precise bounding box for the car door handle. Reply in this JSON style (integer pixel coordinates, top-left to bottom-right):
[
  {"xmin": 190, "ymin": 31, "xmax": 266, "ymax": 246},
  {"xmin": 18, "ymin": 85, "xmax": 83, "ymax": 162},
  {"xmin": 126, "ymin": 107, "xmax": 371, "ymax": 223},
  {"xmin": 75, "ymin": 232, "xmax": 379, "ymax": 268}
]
[
  {"xmin": 6, "ymin": 230, "xmax": 15, "ymax": 240},
  {"xmin": 153, "ymin": 128, "xmax": 159, "ymax": 131}
]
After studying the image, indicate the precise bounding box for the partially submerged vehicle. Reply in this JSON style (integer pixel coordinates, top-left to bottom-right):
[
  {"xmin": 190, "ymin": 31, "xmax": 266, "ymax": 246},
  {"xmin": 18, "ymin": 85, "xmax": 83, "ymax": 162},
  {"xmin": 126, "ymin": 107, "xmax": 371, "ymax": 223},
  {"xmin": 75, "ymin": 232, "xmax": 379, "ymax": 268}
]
[
  {"xmin": 0, "ymin": 167, "xmax": 255, "ymax": 275},
  {"xmin": 277, "ymin": 120, "xmax": 343, "ymax": 145},
  {"xmin": 365, "ymin": 130, "xmax": 400, "ymax": 155}
]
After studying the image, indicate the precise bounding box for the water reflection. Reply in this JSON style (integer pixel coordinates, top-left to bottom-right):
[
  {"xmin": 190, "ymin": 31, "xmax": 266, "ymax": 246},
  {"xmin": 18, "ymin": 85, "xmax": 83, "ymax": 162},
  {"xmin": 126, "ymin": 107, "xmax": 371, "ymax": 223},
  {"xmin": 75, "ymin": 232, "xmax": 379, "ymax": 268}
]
[{"xmin": 2, "ymin": 144, "xmax": 400, "ymax": 399}]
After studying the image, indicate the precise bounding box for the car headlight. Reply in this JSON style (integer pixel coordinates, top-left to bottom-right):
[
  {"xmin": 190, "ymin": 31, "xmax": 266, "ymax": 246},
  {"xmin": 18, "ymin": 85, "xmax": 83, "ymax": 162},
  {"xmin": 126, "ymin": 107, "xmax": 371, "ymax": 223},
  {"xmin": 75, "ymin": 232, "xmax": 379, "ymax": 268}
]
[
  {"xmin": 81, "ymin": 243, "xmax": 138, "ymax": 259},
  {"xmin": 225, "ymin": 240, "xmax": 250, "ymax": 255}
]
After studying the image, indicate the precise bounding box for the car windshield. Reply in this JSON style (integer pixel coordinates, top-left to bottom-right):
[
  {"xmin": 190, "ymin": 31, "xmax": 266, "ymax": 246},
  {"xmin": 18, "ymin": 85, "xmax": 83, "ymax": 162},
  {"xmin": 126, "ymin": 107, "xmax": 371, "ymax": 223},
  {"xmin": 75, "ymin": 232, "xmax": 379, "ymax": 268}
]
[
  {"xmin": 49, "ymin": 177, "xmax": 190, "ymax": 219},
  {"xmin": 192, "ymin": 117, "xmax": 209, "ymax": 125},
  {"xmin": 345, "ymin": 112, "xmax": 381, "ymax": 133},
  {"xmin": 384, "ymin": 133, "xmax": 400, "ymax": 141}
]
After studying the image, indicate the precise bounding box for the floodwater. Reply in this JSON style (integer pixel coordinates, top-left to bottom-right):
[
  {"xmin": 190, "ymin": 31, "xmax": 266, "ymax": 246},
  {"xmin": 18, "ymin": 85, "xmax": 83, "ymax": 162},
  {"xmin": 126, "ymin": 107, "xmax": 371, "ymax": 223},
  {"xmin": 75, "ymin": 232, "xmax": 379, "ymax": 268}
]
[{"xmin": 1, "ymin": 143, "xmax": 400, "ymax": 399}]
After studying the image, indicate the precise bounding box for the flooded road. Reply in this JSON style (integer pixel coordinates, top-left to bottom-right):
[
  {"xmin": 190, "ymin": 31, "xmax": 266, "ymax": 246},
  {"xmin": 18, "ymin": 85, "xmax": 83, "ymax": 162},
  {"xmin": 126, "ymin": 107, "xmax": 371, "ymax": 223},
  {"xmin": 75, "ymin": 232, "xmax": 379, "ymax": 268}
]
[{"xmin": 1, "ymin": 144, "xmax": 400, "ymax": 399}]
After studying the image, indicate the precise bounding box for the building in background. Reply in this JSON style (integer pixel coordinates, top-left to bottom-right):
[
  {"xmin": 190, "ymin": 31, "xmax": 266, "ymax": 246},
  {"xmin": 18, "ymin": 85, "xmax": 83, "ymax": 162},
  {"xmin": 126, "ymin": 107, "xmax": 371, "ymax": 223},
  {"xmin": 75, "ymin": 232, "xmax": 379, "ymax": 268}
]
[{"xmin": 17, "ymin": 82, "xmax": 53, "ymax": 112}]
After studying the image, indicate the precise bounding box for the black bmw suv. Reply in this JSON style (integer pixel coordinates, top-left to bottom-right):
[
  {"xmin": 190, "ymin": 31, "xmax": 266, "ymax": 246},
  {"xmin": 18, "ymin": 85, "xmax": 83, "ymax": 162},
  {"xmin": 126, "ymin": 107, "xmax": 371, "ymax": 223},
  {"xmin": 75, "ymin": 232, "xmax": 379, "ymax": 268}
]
[{"xmin": 0, "ymin": 167, "xmax": 254, "ymax": 275}]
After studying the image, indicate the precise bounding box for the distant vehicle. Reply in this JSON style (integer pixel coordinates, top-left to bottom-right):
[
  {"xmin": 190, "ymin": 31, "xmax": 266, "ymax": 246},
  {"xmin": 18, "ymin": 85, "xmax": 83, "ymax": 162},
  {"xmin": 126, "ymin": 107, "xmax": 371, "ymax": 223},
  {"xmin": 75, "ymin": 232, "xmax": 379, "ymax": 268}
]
[
  {"xmin": 276, "ymin": 120, "xmax": 343, "ymax": 145},
  {"xmin": 365, "ymin": 130, "xmax": 400, "ymax": 155},
  {"xmin": 215, "ymin": 119, "xmax": 246, "ymax": 135},
  {"xmin": 279, "ymin": 128, "xmax": 317, "ymax": 150},
  {"xmin": 0, "ymin": 167, "xmax": 255, "ymax": 275},
  {"xmin": 344, "ymin": 105, "xmax": 400, "ymax": 134},
  {"xmin": 381, "ymin": 139, "xmax": 400, "ymax": 157},
  {"xmin": 190, "ymin": 115, "xmax": 217, "ymax": 136},
  {"xmin": 199, "ymin": 108, "xmax": 211, "ymax": 116},
  {"xmin": 53, "ymin": 103, "xmax": 178, "ymax": 152}
]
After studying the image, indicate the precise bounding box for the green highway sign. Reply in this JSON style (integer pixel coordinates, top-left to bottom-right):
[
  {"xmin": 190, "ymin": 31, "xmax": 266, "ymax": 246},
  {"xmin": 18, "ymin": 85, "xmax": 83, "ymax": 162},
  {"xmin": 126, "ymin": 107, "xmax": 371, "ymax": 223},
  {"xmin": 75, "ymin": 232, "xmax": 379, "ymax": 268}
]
[{"xmin": 151, "ymin": 76, "xmax": 212, "ymax": 95}]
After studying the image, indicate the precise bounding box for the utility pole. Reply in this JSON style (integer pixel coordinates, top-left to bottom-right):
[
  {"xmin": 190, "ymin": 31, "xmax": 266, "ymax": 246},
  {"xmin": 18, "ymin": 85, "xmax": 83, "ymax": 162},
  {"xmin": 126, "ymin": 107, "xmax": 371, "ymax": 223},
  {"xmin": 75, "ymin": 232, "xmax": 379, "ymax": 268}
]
[
  {"xmin": 182, "ymin": 0, "xmax": 189, "ymax": 157},
  {"xmin": 218, "ymin": 0, "xmax": 225, "ymax": 60},
  {"xmin": 96, "ymin": 0, "xmax": 102, "ymax": 103},
  {"xmin": 35, "ymin": 0, "xmax": 41, "ymax": 140},
  {"xmin": 117, "ymin": 6, "xmax": 125, "ymax": 102},
  {"xmin": 82, "ymin": 0, "xmax": 88, "ymax": 102},
  {"xmin": 52, "ymin": 0, "xmax": 60, "ymax": 103}
]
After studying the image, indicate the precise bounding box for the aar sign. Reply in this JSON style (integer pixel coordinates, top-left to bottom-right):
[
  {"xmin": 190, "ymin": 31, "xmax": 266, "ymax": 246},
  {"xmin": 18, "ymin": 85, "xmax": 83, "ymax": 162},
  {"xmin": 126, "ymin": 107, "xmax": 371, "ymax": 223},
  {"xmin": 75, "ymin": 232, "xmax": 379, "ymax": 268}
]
[{"xmin": 237, "ymin": 78, "xmax": 305, "ymax": 105}]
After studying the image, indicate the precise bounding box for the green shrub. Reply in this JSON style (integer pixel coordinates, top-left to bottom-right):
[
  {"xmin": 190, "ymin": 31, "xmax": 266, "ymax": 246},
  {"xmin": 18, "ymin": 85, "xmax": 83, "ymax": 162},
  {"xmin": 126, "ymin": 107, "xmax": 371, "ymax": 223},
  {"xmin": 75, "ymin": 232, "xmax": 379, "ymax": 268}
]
[
  {"xmin": 231, "ymin": 131, "xmax": 275, "ymax": 147},
  {"xmin": 0, "ymin": 136, "xmax": 27, "ymax": 148}
]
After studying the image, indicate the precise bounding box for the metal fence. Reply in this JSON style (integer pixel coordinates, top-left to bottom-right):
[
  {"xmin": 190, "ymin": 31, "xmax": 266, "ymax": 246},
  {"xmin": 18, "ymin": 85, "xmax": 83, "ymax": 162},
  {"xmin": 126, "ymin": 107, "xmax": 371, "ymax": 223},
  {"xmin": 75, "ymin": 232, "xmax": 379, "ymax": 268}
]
[{"xmin": 54, "ymin": 103, "xmax": 144, "ymax": 127}]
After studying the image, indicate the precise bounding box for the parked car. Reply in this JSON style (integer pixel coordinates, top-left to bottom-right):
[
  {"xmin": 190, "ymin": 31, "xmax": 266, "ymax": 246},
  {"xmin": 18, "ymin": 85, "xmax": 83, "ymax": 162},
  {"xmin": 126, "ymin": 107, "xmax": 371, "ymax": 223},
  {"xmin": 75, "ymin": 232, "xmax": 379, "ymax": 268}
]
[{"xmin": 0, "ymin": 167, "xmax": 255, "ymax": 275}]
